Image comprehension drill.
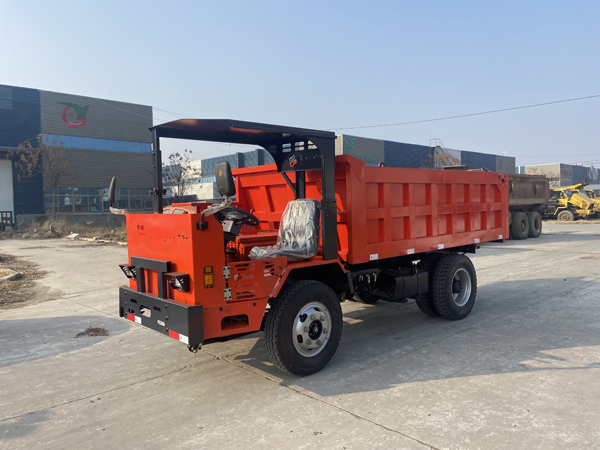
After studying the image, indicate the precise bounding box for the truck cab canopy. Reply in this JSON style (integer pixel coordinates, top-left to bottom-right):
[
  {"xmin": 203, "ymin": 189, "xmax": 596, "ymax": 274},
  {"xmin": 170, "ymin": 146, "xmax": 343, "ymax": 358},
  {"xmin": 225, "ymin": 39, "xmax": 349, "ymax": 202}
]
[{"xmin": 149, "ymin": 119, "xmax": 338, "ymax": 260}]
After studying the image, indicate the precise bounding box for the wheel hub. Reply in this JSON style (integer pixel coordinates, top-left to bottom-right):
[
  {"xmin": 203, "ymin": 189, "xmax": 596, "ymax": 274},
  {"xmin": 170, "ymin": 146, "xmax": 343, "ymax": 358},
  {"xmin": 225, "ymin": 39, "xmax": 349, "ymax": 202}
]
[
  {"xmin": 451, "ymin": 268, "xmax": 472, "ymax": 307},
  {"xmin": 292, "ymin": 302, "xmax": 331, "ymax": 357}
]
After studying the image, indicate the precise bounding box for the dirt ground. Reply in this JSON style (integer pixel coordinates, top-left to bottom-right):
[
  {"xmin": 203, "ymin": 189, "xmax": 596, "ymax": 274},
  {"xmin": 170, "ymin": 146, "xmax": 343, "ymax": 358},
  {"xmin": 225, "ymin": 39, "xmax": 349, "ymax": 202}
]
[
  {"xmin": 0, "ymin": 252, "xmax": 47, "ymax": 310},
  {"xmin": 0, "ymin": 217, "xmax": 127, "ymax": 242}
]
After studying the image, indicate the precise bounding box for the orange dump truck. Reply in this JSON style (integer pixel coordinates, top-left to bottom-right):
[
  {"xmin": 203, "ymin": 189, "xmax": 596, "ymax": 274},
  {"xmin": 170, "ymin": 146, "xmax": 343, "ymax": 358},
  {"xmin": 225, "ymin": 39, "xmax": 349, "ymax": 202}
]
[{"xmin": 116, "ymin": 119, "xmax": 509, "ymax": 376}]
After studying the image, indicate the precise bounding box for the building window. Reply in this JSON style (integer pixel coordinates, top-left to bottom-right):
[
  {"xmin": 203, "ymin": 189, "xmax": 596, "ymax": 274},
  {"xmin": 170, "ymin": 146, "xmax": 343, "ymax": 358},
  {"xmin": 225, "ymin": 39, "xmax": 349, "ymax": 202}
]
[
  {"xmin": 43, "ymin": 186, "xmax": 153, "ymax": 214},
  {"xmin": 42, "ymin": 134, "xmax": 150, "ymax": 154},
  {"xmin": 58, "ymin": 135, "xmax": 72, "ymax": 147},
  {"xmin": 84, "ymin": 137, "xmax": 96, "ymax": 150},
  {"xmin": 75, "ymin": 195, "xmax": 89, "ymax": 213},
  {"xmin": 96, "ymin": 139, "xmax": 108, "ymax": 150},
  {"xmin": 58, "ymin": 195, "xmax": 73, "ymax": 213},
  {"xmin": 72, "ymin": 136, "xmax": 85, "ymax": 149}
]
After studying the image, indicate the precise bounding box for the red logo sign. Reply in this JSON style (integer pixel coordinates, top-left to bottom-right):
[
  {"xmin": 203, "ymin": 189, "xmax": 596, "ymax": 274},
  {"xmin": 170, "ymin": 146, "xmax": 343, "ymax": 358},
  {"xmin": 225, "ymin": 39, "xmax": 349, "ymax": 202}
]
[{"xmin": 59, "ymin": 102, "xmax": 90, "ymax": 128}]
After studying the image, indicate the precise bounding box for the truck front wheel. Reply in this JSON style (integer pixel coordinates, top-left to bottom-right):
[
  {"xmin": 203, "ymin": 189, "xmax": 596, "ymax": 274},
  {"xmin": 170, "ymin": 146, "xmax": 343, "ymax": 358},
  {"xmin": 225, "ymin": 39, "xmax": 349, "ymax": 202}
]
[
  {"xmin": 265, "ymin": 280, "xmax": 343, "ymax": 376},
  {"xmin": 557, "ymin": 210, "xmax": 574, "ymax": 222},
  {"xmin": 432, "ymin": 254, "xmax": 477, "ymax": 320}
]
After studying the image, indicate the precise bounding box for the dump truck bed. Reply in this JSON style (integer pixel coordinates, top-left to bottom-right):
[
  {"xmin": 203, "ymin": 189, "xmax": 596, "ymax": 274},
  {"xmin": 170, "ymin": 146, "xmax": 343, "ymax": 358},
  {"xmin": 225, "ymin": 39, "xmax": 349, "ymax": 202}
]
[
  {"xmin": 235, "ymin": 155, "xmax": 509, "ymax": 265},
  {"xmin": 508, "ymin": 174, "xmax": 549, "ymax": 209}
]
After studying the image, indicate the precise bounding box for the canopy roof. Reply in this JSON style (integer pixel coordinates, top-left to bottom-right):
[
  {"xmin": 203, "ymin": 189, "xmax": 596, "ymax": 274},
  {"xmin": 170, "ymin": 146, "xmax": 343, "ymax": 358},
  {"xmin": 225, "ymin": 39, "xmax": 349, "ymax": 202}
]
[{"xmin": 150, "ymin": 119, "xmax": 335, "ymax": 147}]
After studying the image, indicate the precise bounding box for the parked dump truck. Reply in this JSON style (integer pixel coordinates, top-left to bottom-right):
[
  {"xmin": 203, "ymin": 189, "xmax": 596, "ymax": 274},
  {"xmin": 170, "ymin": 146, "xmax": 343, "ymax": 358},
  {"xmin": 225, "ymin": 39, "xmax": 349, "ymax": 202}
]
[
  {"xmin": 545, "ymin": 184, "xmax": 599, "ymax": 221},
  {"xmin": 444, "ymin": 167, "xmax": 548, "ymax": 240},
  {"xmin": 507, "ymin": 174, "xmax": 549, "ymax": 240},
  {"xmin": 115, "ymin": 119, "xmax": 509, "ymax": 376}
]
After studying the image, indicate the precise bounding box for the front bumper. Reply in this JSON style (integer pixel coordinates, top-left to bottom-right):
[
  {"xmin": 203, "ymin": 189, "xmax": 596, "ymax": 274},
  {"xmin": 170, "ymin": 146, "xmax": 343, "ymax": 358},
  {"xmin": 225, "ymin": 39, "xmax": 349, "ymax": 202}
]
[{"xmin": 119, "ymin": 286, "xmax": 204, "ymax": 346}]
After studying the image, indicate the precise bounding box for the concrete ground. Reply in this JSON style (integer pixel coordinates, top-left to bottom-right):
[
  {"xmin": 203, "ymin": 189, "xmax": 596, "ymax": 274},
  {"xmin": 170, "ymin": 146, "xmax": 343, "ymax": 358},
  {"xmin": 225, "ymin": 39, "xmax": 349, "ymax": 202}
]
[{"xmin": 1, "ymin": 223, "xmax": 599, "ymax": 450}]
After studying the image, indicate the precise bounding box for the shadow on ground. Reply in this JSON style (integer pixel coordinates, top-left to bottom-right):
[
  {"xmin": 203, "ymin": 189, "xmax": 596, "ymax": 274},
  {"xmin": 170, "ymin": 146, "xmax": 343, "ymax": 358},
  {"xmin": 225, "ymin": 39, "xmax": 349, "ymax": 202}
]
[
  {"xmin": 0, "ymin": 316, "xmax": 130, "ymax": 368},
  {"xmin": 226, "ymin": 276, "xmax": 600, "ymax": 396},
  {"xmin": 0, "ymin": 411, "xmax": 52, "ymax": 441}
]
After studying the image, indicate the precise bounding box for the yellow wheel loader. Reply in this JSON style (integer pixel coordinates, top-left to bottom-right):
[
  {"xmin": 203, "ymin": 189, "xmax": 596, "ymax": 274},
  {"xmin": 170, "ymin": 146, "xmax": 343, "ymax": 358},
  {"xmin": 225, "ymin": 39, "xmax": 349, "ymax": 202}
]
[{"xmin": 544, "ymin": 184, "xmax": 600, "ymax": 221}]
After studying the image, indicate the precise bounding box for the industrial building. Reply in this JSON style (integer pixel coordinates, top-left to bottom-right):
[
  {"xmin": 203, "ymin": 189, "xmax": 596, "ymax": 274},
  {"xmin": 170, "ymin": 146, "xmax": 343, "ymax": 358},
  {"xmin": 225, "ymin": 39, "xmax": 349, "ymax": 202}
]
[
  {"xmin": 0, "ymin": 84, "xmax": 154, "ymax": 225},
  {"xmin": 519, "ymin": 163, "xmax": 599, "ymax": 187},
  {"xmin": 188, "ymin": 134, "xmax": 516, "ymax": 201},
  {"xmin": 186, "ymin": 148, "xmax": 274, "ymax": 201},
  {"xmin": 334, "ymin": 134, "xmax": 516, "ymax": 172}
]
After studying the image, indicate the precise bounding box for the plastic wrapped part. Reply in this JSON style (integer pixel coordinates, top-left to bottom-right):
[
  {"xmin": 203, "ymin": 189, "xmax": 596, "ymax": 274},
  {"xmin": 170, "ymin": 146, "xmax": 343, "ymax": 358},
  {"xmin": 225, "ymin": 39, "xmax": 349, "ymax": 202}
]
[
  {"xmin": 110, "ymin": 206, "xmax": 128, "ymax": 215},
  {"xmin": 249, "ymin": 199, "xmax": 320, "ymax": 262}
]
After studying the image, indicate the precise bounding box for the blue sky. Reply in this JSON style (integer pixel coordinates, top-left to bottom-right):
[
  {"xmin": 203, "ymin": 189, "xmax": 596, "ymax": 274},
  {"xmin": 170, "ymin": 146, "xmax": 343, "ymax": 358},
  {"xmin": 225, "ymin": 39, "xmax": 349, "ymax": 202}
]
[{"xmin": 1, "ymin": 0, "xmax": 598, "ymax": 167}]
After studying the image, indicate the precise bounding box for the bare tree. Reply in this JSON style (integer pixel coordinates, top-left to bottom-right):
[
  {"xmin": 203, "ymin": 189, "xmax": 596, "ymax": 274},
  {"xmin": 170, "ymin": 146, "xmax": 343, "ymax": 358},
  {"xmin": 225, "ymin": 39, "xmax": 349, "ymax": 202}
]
[
  {"xmin": 162, "ymin": 149, "xmax": 202, "ymax": 203},
  {"xmin": 8, "ymin": 134, "xmax": 77, "ymax": 218}
]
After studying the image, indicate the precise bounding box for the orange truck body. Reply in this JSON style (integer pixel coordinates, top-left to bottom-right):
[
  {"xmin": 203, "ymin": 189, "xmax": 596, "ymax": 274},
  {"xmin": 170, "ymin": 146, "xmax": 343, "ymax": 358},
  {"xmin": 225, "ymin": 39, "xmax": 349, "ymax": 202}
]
[{"xmin": 121, "ymin": 155, "xmax": 509, "ymax": 343}]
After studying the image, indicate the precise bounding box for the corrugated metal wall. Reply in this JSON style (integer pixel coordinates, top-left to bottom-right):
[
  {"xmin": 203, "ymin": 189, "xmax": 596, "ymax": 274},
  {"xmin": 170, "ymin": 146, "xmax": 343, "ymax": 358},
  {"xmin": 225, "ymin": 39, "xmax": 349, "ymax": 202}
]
[
  {"xmin": 200, "ymin": 148, "xmax": 274, "ymax": 177},
  {"xmin": 383, "ymin": 141, "xmax": 431, "ymax": 168},
  {"xmin": 50, "ymin": 149, "xmax": 153, "ymax": 189},
  {"xmin": 496, "ymin": 155, "xmax": 515, "ymax": 173},
  {"xmin": 0, "ymin": 86, "xmax": 45, "ymax": 214},
  {"xmin": 337, "ymin": 134, "xmax": 385, "ymax": 164},
  {"xmin": 559, "ymin": 164, "xmax": 574, "ymax": 186},
  {"xmin": 40, "ymin": 90, "xmax": 152, "ymax": 142},
  {"xmin": 460, "ymin": 150, "xmax": 497, "ymax": 171},
  {"xmin": 573, "ymin": 165, "xmax": 588, "ymax": 184},
  {"xmin": 0, "ymin": 85, "xmax": 41, "ymax": 146}
]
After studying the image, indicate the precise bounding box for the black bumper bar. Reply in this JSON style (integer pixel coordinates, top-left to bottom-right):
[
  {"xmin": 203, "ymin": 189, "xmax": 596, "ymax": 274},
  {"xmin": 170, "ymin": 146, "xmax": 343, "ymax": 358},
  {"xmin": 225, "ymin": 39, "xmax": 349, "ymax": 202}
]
[{"xmin": 119, "ymin": 286, "xmax": 204, "ymax": 346}]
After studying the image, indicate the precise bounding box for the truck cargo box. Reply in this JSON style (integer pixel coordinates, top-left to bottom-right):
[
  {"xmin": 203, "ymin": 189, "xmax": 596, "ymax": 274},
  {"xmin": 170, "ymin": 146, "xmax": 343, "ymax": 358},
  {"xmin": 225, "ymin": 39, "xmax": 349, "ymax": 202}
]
[
  {"xmin": 235, "ymin": 154, "xmax": 509, "ymax": 265},
  {"xmin": 508, "ymin": 174, "xmax": 549, "ymax": 209}
]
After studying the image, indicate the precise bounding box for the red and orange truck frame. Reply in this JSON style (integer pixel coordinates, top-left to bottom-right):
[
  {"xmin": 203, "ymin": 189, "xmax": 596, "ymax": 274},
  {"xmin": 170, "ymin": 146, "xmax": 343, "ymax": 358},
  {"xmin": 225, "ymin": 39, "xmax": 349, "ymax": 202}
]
[{"xmin": 116, "ymin": 119, "xmax": 509, "ymax": 376}]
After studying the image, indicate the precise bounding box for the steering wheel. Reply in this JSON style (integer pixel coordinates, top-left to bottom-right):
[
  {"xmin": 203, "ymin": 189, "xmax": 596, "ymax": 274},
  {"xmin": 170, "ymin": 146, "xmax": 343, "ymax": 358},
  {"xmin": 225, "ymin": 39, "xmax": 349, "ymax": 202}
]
[{"xmin": 217, "ymin": 205, "xmax": 260, "ymax": 227}]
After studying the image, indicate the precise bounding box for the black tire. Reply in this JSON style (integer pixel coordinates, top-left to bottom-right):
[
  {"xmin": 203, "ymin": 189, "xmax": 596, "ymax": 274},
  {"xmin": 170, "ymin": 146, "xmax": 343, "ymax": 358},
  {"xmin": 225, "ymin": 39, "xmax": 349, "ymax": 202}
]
[
  {"xmin": 557, "ymin": 210, "xmax": 574, "ymax": 222},
  {"xmin": 415, "ymin": 255, "xmax": 442, "ymax": 316},
  {"xmin": 431, "ymin": 254, "xmax": 477, "ymax": 320},
  {"xmin": 265, "ymin": 280, "xmax": 343, "ymax": 376},
  {"xmin": 511, "ymin": 211, "xmax": 529, "ymax": 240},
  {"xmin": 527, "ymin": 211, "xmax": 542, "ymax": 238}
]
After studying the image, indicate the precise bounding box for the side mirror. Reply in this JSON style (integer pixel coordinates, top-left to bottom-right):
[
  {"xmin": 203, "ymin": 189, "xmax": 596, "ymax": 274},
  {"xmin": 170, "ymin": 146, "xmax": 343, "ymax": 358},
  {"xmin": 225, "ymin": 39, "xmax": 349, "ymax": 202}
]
[
  {"xmin": 108, "ymin": 177, "xmax": 116, "ymax": 206},
  {"xmin": 215, "ymin": 161, "xmax": 236, "ymax": 197}
]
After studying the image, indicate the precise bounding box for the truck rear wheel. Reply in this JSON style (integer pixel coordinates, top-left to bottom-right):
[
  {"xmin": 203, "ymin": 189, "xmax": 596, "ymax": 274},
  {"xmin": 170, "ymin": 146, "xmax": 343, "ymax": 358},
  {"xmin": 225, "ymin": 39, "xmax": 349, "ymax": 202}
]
[
  {"xmin": 432, "ymin": 254, "xmax": 477, "ymax": 320},
  {"xmin": 265, "ymin": 280, "xmax": 343, "ymax": 376},
  {"xmin": 511, "ymin": 212, "xmax": 529, "ymax": 240},
  {"xmin": 527, "ymin": 211, "xmax": 542, "ymax": 238},
  {"xmin": 557, "ymin": 210, "xmax": 574, "ymax": 222}
]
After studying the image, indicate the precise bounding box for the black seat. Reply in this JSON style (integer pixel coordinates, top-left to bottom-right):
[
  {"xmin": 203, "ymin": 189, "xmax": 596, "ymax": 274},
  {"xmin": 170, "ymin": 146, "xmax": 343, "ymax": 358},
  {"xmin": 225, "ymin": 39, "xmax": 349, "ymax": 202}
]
[{"xmin": 248, "ymin": 199, "xmax": 320, "ymax": 262}]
